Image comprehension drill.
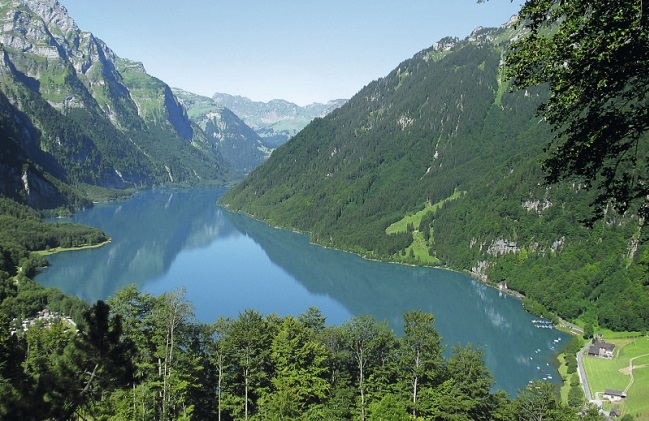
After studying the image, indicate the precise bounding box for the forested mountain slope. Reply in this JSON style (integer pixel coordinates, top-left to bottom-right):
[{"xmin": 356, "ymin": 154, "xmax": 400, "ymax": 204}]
[
  {"xmin": 221, "ymin": 24, "xmax": 649, "ymax": 331},
  {"xmin": 221, "ymin": 25, "xmax": 545, "ymax": 251},
  {"xmin": 0, "ymin": 0, "xmax": 233, "ymax": 210}
]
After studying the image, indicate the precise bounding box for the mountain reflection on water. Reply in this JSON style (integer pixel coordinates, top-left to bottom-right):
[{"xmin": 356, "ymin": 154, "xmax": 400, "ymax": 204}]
[{"xmin": 37, "ymin": 187, "xmax": 568, "ymax": 395}]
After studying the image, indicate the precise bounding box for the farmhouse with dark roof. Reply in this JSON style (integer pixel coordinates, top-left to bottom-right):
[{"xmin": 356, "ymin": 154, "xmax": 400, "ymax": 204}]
[{"xmin": 587, "ymin": 340, "xmax": 615, "ymax": 358}]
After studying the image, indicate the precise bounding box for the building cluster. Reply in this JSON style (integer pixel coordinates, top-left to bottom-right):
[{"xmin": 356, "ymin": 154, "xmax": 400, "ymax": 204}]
[{"xmin": 10, "ymin": 308, "xmax": 77, "ymax": 336}]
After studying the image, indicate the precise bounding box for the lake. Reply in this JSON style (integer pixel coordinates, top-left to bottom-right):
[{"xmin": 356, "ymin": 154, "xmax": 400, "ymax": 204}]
[{"xmin": 37, "ymin": 187, "xmax": 568, "ymax": 395}]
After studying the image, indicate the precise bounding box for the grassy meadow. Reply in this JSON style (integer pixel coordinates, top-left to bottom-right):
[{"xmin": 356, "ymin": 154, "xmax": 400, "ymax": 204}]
[
  {"xmin": 385, "ymin": 191, "xmax": 463, "ymax": 265},
  {"xmin": 583, "ymin": 336, "xmax": 649, "ymax": 420}
]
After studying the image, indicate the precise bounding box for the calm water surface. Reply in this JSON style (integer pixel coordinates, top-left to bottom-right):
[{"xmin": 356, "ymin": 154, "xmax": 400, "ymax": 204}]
[{"xmin": 37, "ymin": 187, "xmax": 568, "ymax": 394}]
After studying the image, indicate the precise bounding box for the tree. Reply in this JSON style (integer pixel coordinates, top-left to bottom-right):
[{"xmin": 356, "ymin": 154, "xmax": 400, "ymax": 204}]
[
  {"xmin": 579, "ymin": 403, "xmax": 606, "ymax": 421},
  {"xmin": 152, "ymin": 289, "xmax": 195, "ymax": 420},
  {"xmin": 399, "ymin": 311, "xmax": 444, "ymax": 418},
  {"xmin": 512, "ymin": 380, "xmax": 577, "ymax": 421},
  {"xmin": 60, "ymin": 300, "xmax": 135, "ymax": 420},
  {"xmin": 298, "ymin": 306, "xmax": 327, "ymax": 334},
  {"xmin": 0, "ymin": 316, "xmax": 24, "ymax": 418},
  {"xmin": 319, "ymin": 325, "xmax": 356, "ymax": 420},
  {"xmin": 21, "ymin": 319, "xmax": 77, "ymax": 419},
  {"xmin": 1, "ymin": 300, "xmax": 134, "ymax": 420},
  {"xmin": 224, "ymin": 309, "xmax": 273, "ymax": 420},
  {"xmin": 567, "ymin": 382, "xmax": 584, "ymax": 408},
  {"xmin": 107, "ymin": 286, "xmax": 159, "ymax": 419},
  {"xmin": 342, "ymin": 315, "xmax": 396, "ymax": 421},
  {"xmin": 583, "ymin": 322, "xmax": 594, "ymax": 340},
  {"xmin": 209, "ymin": 317, "xmax": 232, "ymax": 421},
  {"xmin": 264, "ymin": 316, "xmax": 330, "ymax": 418},
  {"xmin": 443, "ymin": 344, "xmax": 496, "ymax": 420},
  {"xmin": 367, "ymin": 394, "xmax": 411, "ymax": 421},
  {"xmin": 502, "ymin": 0, "xmax": 649, "ymax": 222}
]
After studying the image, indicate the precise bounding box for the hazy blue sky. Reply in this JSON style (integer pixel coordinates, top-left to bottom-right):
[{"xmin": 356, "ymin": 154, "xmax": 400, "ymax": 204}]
[{"xmin": 61, "ymin": 1, "xmax": 523, "ymax": 105}]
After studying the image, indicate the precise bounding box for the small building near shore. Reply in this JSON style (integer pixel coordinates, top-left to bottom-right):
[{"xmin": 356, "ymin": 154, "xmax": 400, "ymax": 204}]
[
  {"xmin": 588, "ymin": 340, "xmax": 615, "ymax": 358},
  {"xmin": 603, "ymin": 389, "xmax": 626, "ymax": 402}
]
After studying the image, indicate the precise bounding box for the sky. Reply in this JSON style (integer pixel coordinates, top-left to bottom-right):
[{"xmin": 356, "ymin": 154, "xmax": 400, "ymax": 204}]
[{"xmin": 60, "ymin": 1, "xmax": 524, "ymax": 106}]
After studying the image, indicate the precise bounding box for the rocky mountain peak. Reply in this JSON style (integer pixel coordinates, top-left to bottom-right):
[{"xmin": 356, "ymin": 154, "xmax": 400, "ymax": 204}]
[
  {"xmin": 1, "ymin": 0, "xmax": 118, "ymax": 82},
  {"xmin": 2, "ymin": 0, "xmax": 78, "ymax": 58},
  {"xmin": 23, "ymin": 0, "xmax": 76, "ymax": 33}
]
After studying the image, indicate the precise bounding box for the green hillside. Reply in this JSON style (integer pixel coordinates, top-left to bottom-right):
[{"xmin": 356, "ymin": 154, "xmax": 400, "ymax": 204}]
[{"xmin": 221, "ymin": 25, "xmax": 649, "ymax": 331}]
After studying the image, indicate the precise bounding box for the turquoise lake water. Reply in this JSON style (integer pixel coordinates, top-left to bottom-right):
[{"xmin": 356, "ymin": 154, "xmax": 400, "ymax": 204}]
[{"xmin": 37, "ymin": 187, "xmax": 569, "ymax": 394}]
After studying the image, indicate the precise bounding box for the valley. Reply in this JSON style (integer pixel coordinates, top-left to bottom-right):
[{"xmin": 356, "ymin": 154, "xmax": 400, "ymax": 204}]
[{"xmin": 0, "ymin": 0, "xmax": 647, "ymax": 419}]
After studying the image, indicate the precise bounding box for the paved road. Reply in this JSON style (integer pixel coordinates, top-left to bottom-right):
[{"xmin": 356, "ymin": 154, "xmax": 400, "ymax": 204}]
[
  {"xmin": 558, "ymin": 318, "xmax": 584, "ymax": 335},
  {"xmin": 577, "ymin": 341, "xmax": 593, "ymax": 402}
]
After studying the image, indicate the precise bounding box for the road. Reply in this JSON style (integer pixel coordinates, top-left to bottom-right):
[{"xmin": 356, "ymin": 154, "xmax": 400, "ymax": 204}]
[{"xmin": 576, "ymin": 341, "xmax": 594, "ymax": 402}]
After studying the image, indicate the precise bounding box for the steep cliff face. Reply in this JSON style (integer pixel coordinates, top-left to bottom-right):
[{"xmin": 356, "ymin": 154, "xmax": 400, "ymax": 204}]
[
  {"xmin": 0, "ymin": 85, "xmax": 88, "ymax": 208},
  {"xmin": 0, "ymin": 0, "xmax": 232, "ymax": 208},
  {"xmin": 117, "ymin": 59, "xmax": 192, "ymax": 140},
  {"xmin": 0, "ymin": 139, "xmax": 72, "ymax": 209}
]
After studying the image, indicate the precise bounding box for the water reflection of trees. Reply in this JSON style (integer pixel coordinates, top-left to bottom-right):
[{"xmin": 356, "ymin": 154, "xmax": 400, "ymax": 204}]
[{"xmin": 38, "ymin": 188, "xmax": 236, "ymax": 301}]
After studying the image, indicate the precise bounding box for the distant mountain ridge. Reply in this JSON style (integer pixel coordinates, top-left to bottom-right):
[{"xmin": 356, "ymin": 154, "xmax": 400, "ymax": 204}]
[
  {"xmin": 173, "ymin": 89, "xmax": 270, "ymax": 174},
  {"xmin": 212, "ymin": 93, "xmax": 347, "ymax": 148},
  {"xmin": 0, "ymin": 0, "xmax": 233, "ymax": 209}
]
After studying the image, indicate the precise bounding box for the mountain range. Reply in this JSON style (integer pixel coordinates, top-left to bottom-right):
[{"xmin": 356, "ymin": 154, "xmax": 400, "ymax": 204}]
[
  {"xmin": 0, "ymin": 0, "xmax": 346, "ymax": 207},
  {"xmin": 0, "ymin": 0, "xmax": 304, "ymax": 208},
  {"xmin": 172, "ymin": 89, "xmax": 271, "ymax": 175},
  {"xmin": 172, "ymin": 91, "xmax": 345, "ymax": 174},
  {"xmin": 0, "ymin": 0, "xmax": 239, "ymax": 209}
]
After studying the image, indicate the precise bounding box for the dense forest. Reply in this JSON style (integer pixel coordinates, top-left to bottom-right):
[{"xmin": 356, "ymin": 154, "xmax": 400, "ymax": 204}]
[
  {"xmin": 0, "ymin": 197, "xmax": 107, "ymax": 277},
  {"xmin": 1, "ymin": 280, "xmax": 602, "ymax": 420}
]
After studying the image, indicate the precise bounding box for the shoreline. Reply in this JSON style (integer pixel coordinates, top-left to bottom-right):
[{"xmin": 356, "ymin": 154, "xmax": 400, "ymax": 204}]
[
  {"xmin": 34, "ymin": 239, "xmax": 112, "ymax": 257},
  {"xmin": 222, "ymin": 205, "xmax": 533, "ymax": 301}
]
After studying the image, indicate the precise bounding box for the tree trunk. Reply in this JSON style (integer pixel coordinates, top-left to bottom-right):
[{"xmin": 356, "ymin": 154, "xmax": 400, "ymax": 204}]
[
  {"xmin": 57, "ymin": 363, "xmax": 99, "ymax": 421},
  {"xmin": 217, "ymin": 354, "xmax": 223, "ymax": 421},
  {"xmin": 244, "ymin": 365, "xmax": 249, "ymax": 421},
  {"xmin": 412, "ymin": 375, "xmax": 418, "ymax": 417},
  {"xmin": 412, "ymin": 350, "xmax": 421, "ymax": 417},
  {"xmin": 358, "ymin": 348, "xmax": 365, "ymax": 421}
]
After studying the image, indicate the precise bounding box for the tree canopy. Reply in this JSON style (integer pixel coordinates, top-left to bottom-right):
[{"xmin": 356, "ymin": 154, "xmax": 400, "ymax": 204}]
[{"xmin": 502, "ymin": 0, "xmax": 649, "ymax": 222}]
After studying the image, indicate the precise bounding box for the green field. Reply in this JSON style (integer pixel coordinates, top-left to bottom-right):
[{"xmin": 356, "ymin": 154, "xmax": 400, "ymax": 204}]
[
  {"xmin": 385, "ymin": 190, "xmax": 463, "ymax": 235},
  {"xmin": 583, "ymin": 336, "xmax": 649, "ymax": 420},
  {"xmin": 385, "ymin": 191, "xmax": 463, "ymax": 265},
  {"xmin": 34, "ymin": 240, "xmax": 111, "ymax": 256}
]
